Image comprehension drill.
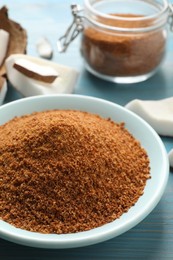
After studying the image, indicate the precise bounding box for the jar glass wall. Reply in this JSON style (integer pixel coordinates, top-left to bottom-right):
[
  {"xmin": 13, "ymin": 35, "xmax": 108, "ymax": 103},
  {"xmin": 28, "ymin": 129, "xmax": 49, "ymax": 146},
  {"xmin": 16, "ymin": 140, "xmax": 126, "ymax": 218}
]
[{"xmin": 81, "ymin": 0, "xmax": 169, "ymax": 83}]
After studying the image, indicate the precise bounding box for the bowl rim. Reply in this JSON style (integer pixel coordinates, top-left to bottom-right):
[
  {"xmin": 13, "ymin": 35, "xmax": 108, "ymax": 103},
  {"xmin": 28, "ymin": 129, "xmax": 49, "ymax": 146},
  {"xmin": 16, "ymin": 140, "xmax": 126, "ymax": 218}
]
[{"xmin": 0, "ymin": 94, "xmax": 169, "ymax": 248}]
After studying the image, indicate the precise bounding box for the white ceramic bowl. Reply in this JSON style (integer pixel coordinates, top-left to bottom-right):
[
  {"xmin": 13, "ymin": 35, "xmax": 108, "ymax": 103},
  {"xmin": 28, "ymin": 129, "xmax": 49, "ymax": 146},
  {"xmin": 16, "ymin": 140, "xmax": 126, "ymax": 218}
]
[{"xmin": 0, "ymin": 94, "xmax": 169, "ymax": 249}]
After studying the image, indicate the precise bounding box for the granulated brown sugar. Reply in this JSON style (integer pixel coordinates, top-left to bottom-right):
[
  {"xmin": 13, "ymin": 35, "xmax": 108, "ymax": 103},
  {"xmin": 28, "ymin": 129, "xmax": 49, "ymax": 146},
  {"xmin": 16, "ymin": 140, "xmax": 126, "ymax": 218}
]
[
  {"xmin": 0, "ymin": 110, "xmax": 150, "ymax": 234},
  {"xmin": 81, "ymin": 14, "xmax": 166, "ymax": 77}
]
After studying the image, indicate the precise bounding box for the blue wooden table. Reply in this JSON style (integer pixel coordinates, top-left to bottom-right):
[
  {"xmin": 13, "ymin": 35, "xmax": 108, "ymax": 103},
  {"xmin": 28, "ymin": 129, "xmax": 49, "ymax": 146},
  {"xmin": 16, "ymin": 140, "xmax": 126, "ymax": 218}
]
[{"xmin": 1, "ymin": 0, "xmax": 173, "ymax": 259}]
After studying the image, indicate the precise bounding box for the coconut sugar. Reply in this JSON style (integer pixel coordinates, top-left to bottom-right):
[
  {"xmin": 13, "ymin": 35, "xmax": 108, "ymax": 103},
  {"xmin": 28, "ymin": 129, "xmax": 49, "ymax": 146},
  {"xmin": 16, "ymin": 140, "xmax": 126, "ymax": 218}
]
[
  {"xmin": 0, "ymin": 110, "xmax": 150, "ymax": 234},
  {"xmin": 81, "ymin": 14, "xmax": 165, "ymax": 77}
]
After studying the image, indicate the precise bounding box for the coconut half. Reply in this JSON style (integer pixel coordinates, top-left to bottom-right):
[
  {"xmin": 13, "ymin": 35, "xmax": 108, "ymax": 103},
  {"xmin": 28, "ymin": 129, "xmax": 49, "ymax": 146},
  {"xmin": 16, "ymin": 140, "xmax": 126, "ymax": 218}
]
[{"xmin": 0, "ymin": 6, "xmax": 27, "ymax": 76}]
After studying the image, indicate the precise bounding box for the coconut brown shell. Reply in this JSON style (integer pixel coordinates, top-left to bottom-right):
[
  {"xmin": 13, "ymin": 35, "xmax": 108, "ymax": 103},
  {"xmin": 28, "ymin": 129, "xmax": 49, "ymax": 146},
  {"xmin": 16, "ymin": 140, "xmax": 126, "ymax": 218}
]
[{"xmin": 0, "ymin": 6, "xmax": 27, "ymax": 76}]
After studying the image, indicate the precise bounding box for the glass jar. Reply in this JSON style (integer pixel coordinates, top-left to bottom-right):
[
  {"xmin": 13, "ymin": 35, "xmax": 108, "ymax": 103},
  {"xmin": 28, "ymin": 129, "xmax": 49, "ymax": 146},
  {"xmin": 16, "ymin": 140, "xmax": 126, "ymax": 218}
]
[{"xmin": 58, "ymin": 0, "xmax": 173, "ymax": 84}]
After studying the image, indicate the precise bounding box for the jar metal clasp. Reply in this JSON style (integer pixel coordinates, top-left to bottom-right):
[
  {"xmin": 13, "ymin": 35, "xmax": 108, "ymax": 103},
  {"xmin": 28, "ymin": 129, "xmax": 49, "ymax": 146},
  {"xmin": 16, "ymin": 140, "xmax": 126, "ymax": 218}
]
[{"xmin": 57, "ymin": 4, "xmax": 84, "ymax": 53}]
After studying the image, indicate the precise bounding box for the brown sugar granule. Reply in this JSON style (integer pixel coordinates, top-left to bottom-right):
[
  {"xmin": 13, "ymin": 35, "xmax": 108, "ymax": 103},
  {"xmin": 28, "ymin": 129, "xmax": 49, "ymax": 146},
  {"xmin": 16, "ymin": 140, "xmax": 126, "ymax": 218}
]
[
  {"xmin": 81, "ymin": 14, "xmax": 166, "ymax": 77},
  {"xmin": 0, "ymin": 110, "xmax": 150, "ymax": 234}
]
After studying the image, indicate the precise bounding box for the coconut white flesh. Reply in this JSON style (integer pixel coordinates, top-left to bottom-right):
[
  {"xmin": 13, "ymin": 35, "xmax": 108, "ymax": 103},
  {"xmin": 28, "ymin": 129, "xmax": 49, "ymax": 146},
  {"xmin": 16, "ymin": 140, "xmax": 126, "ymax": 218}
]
[
  {"xmin": 125, "ymin": 98, "xmax": 173, "ymax": 137},
  {"xmin": 13, "ymin": 58, "xmax": 59, "ymax": 83},
  {"xmin": 36, "ymin": 37, "xmax": 53, "ymax": 59},
  {"xmin": 168, "ymin": 149, "xmax": 173, "ymax": 168},
  {"xmin": 5, "ymin": 54, "xmax": 79, "ymax": 96},
  {"xmin": 0, "ymin": 29, "xmax": 9, "ymax": 66}
]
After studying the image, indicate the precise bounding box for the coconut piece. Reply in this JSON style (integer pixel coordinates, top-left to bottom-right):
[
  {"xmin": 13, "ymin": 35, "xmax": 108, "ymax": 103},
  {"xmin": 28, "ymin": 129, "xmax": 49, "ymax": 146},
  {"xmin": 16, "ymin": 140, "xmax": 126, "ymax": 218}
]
[
  {"xmin": 0, "ymin": 6, "xmax": 27, "ymax": 76},
  {"xmin": 5, "ymin": 54, "xmax": 79, "ymax": 96},
  {"xmin": 125, "ymin": 98, "xmax": 173, "ymax": 136},
  {"xmin": 168, "ymin": 149, "xmax": 173, "ymax": 168},
  {"xmin": 13, "ymin": 59, "xmax": 58, "ymax": 83},
  {"xmin": 0, "ymin": 29, "xmax": 9, "ymax": 66},
  {"xmin": 0, "ymin": 76, "xmax": 7, "ymax": 105},
  {"xmin": 36, "ymin": 37, "xmax": 53, "ymax": 59}
]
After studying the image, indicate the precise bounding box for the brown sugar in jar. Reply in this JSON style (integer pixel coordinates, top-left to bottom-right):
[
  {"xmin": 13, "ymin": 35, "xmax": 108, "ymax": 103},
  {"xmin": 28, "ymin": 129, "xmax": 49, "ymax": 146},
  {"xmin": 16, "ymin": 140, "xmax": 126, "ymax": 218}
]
[
  {"xmin": 81, "ymin": 14, "xmax": 166, "ymax": 79},
  {"xmin": 77, "ymin": 0, "xmax": 170, "ymax": 83},
  {"xmin": 58, "ymin": 0, "xmax": 172, "ymax": 83},
  {"xmin": 0, "ymin": 110, "xmax": 150, "ymax": 234}
]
